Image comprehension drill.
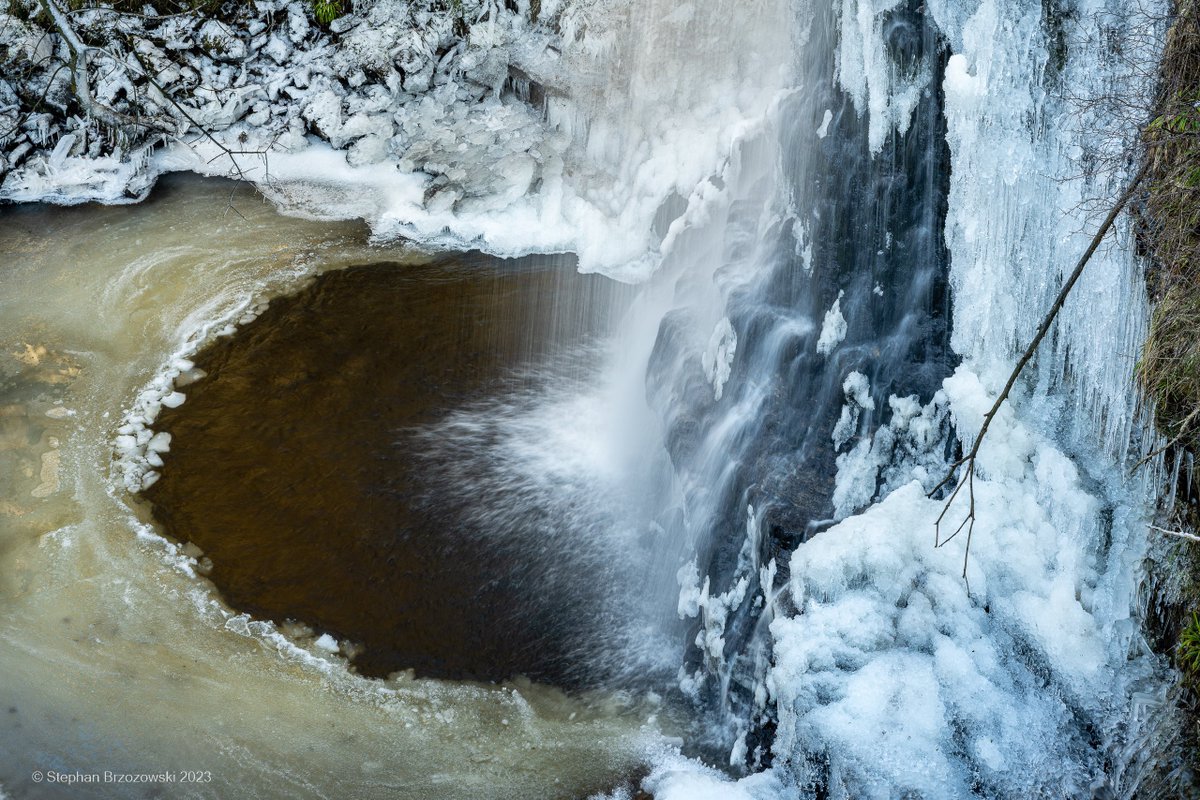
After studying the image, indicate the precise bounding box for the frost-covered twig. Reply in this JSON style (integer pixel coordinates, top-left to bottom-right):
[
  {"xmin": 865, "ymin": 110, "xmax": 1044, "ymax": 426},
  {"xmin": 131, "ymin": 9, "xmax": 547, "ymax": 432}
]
[
  {"xmin": 124, "ymin": 41, "xmax": 274, "ymax": 188},
  {"xmin": 1149, "ymin": 524, "xmax": 1200, "ymax": 543},
  {"xmin": 930, "ymin": 161, "xmax": 1150, "ymax": 579},
  {"xmin": 0, "ymin": 60, "xmax": 70, "ymax": 141},
  {"xmin": 34, "ymin": 0, "xmax": 144, "ymax": 132}
]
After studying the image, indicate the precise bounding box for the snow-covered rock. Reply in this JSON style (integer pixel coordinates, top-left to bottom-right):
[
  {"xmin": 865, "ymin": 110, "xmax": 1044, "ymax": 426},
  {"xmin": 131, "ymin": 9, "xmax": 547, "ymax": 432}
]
[{"xmin": 197, "ymin": 20, "xmax": 248, "ymax": 61}]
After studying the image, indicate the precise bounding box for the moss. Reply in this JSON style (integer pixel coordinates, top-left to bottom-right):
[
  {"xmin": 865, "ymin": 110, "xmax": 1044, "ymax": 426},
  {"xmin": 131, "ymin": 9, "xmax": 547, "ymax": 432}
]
[
  {"xmin": 1182, "ymin": 612, "xmax": 1200, "ymax": 677},
  {"xmin": 1138, "ymin": 0, "xmax": 1200, "ymax": 461},
  {"xmin": 1136, "ymin": 0, "xmax": 1200, "ymax": 793}
]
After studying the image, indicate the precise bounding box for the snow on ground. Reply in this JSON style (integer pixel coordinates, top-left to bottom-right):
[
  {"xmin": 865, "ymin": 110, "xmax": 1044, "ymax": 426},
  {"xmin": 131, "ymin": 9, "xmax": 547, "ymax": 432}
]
[{"xmin": 0, "ymin": 0, "xmax": 788, "ymax": 280}]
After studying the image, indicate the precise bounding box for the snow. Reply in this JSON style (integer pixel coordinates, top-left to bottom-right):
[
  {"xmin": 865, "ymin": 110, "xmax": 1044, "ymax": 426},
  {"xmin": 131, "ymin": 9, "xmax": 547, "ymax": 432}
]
[
  {"xmin": 701, "ymin": 318, "xmax": 737, "ymax": 401},
  {"xmin": 769, "ymin": 364, "xmax": 1141, "ymax": 796},
  {"xmin": 638, "ymin": 751, "xmax": 785, "ymax": 800},
  {"xmin": 756, "ymin": 0, "xmax": 1167, "ymax": 792},
  {"xmin": 1, "ymin": 0, "xmax": 790, "ymax": 282},
  {"xmin": 816, "ymin": 291, "xmax": 847, "ymax": 355},
  {"xmin": 197, "ymin": 19, "xmax": 247, "ymax": 61},
  {"xmin": 8, "ymin": 0, "xmax": 1171, "ymax": 792}
]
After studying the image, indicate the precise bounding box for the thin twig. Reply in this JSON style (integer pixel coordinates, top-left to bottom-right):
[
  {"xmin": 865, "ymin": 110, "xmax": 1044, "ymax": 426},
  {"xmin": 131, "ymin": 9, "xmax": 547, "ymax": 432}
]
[
  {"xmin": 1131, "ymin": 405, "xmax": 1200, "ymax": 472},
  {"xmin": 124, "ymin": 41, "xmax": 271, "ymax": 187}
]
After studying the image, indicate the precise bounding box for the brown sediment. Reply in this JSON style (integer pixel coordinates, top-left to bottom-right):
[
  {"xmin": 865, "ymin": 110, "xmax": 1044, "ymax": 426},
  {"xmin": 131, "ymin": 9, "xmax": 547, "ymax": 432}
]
[{"xmin": 144, "ymin": 253, "xmax": 630, "ymax": 685}]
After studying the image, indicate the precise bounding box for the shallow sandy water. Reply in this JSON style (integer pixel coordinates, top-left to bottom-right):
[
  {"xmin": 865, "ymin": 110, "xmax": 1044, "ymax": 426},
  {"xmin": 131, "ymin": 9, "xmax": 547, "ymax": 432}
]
[{"xmin": 0, "ymin": 175, "xmax": 662, "ymax": 799}]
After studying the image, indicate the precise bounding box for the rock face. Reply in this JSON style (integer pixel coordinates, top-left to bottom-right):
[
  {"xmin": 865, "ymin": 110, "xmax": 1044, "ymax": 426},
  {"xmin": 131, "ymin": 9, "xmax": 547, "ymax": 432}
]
[{"xmin": 0, "ymin": 0, "xmax": 568, "ymax": 206}]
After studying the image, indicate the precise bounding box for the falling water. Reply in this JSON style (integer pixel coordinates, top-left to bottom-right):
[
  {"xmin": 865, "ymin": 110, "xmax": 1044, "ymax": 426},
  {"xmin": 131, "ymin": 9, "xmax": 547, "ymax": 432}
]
[{"xmin": 623, "ymin": 0, "xmax": 1175, "ymax": 794}]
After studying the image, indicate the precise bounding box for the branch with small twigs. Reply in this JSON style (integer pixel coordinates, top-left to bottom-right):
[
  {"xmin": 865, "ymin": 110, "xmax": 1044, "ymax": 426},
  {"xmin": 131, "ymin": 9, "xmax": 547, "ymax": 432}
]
[
  {"xmin": 34, "ymin": 0, "xmax": 158, "ymax": 133},
  {"xmin": 124, "ymin": 42, "xmax": 272, "ymax": 188},
  {"xmin": 1131, "ymin": 405, "xmax": 1200, "ymax": 472},
  {"xmin": 928, "ymin": 161, "xmax": 1150, "ymax": 580},
  {"xmin": 19, "ymin": 0, "xmax": 273, "ymax": 188}
]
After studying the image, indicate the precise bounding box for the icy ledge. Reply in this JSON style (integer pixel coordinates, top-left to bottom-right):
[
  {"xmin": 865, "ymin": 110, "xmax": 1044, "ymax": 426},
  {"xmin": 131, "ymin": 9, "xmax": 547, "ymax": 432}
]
[
  {"xmin": 638, "ymin": 365, "xmax": 1156, "ymax": 799},
  {"xmin": 0, "ymin": 0, "xmax": 782, "ymax": 282}
]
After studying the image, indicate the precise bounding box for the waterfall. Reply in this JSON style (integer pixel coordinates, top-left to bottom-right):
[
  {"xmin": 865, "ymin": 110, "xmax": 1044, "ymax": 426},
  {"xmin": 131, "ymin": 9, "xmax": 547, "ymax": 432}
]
[
  {"xmin": 380, "ymin": 0, "xmax": 1176, "ymax": 790},
  {"xmin": 609, "ymin": 0, "xmax": 1175, "ymax": 795},
  {"xmin": 107, "ymin": 0, "xmax": 1180, "ymax": 790}
]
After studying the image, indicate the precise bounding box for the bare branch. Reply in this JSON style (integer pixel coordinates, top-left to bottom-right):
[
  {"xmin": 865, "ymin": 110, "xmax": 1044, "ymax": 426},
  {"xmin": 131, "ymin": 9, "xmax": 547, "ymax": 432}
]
[
  {"xmin": 929, "ymin": 162, "xmax": 1151, "ymax": 577},
  {"xmin": 34, "ymin": 0, "xmax": 171, "ymax": 134}
]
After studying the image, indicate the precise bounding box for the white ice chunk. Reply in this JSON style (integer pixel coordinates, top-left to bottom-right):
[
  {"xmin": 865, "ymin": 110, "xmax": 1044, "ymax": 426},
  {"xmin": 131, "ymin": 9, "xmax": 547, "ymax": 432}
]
[
  {"xmin": 700, "ymin": 317, "xmax": 737, "ymax": 401},
  {"xmin": 147, "ymin": 432, "xmax": 172, "ymax": 454},
  {"xmin": 816, "ymin": 291, "xmax": 847, "ymax": 356},
  {"xmin": 816, "ymin": 109, "xmax": 832, "ymax": 138}
]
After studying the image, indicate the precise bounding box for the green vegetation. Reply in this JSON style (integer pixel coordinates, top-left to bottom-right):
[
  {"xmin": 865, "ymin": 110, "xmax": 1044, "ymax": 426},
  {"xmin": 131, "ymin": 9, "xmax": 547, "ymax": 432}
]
[
  {"xmin": 1138, "ymin": 0, "xmax": 1200, "ymax": 459},
  {"xmin": 1181, "ymin": 611, "xmax": 1200, "ymax": 678},
  {"xmin": 7, "ymin": 0, "xmax": 345, "ymax": 27},
  {"xmin": 1136, "ymin": 1, "xmax": 1200, "ymax": 792},
  {"xmin": 312, "ymin": 0, "xmax": 343, "ymax": 24}
]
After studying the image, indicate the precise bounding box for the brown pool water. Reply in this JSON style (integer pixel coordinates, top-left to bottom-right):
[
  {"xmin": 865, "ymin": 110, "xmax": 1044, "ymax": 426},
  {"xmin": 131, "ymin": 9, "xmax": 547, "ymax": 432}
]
[
  {"xmin": 143, "ymin": 253, "xmax": 634, "ymax": 685},
  {"xmin": 0, "ymin": 174, "xmax": 664, "ymax": 800}
]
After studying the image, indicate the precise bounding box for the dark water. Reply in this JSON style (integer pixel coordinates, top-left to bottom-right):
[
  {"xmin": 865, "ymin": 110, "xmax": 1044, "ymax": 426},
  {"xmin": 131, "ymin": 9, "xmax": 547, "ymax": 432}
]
[
  {"xmin": 145, "ymin": 253, "xmax": 634, "ymax": 685},
  {"xmin": 642, "ymin": 0, "xmax": 954, "ymax": 764}
]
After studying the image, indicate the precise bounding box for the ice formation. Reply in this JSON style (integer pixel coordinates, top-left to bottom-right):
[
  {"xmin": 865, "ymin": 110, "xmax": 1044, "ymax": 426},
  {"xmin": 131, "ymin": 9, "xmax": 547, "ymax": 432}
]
[
  {"xmin": 645, "ymin": 0, "xmax": 1169, "ymax": 795},
  {"xmin": 815, "ymin": 291, "xmax": 847, "ymax": 356},
  {"xmin": 1, "ymin": 0, "xmax": 788, "ymax": 279},
  {"xmin": 701, "ymin": 318, "xmax": 738, "ymax": 401}
]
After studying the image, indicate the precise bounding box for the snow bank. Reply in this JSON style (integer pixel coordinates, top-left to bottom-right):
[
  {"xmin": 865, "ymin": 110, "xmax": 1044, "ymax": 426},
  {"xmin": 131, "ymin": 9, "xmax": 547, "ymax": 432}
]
[
  {"xmin": 1, "ymin": 0, "xmax": 790, "ymax": 281},
  {"xmin": 770, "ymin": 365, "xmax": 1144, "ymax": 796}
]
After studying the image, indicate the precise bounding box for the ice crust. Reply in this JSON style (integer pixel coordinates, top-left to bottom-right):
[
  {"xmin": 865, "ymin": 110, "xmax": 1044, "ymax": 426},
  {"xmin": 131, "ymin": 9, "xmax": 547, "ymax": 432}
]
[{"xmin": 1, "ymin": 0, "xmax": 787, "ymax": 281}]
